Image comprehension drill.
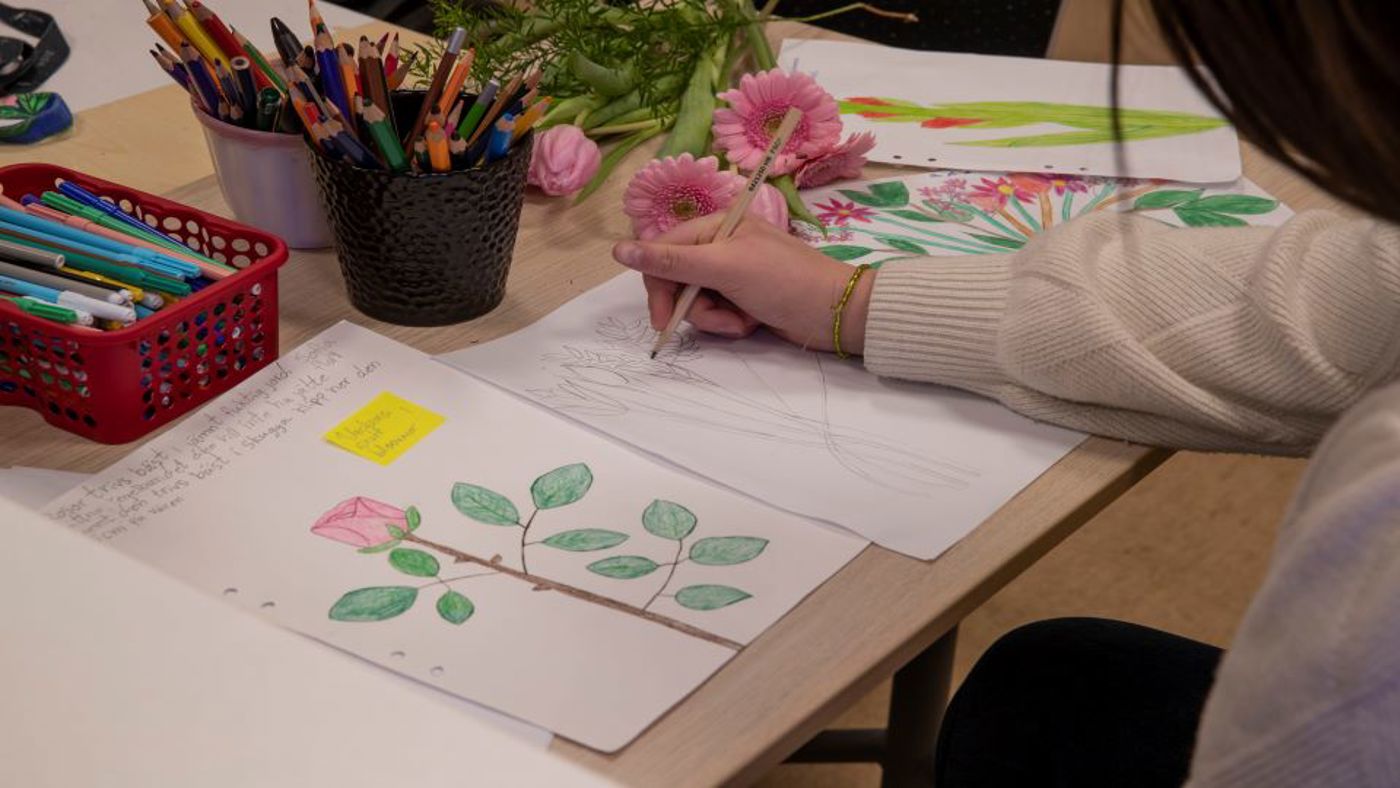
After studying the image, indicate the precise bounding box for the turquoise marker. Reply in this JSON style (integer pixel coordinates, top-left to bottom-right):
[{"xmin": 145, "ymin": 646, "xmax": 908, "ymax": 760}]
[
  {"xmin": 0, "ymin": 209, "xmax": 200, "ymax": 278},
  {"xmin": 0, "ymin": 222, "xmax": 194, "ymax": 280},
  {"xmin": 0, "ymin": 274, "xmax": 136, "ymax": 323}
]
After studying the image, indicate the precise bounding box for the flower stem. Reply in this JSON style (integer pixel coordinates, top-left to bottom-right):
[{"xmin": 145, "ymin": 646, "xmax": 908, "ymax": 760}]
[
  {"xmin": 786, "ymin": 3, "xmax": 921, "ymax": 24},
  {"xmin": 645, "ymin": 538, "xmax": 686, "ymax": 612},
  {"xmin": 518, "ymin": 508, "xmax": 538, "ymax": 573}
]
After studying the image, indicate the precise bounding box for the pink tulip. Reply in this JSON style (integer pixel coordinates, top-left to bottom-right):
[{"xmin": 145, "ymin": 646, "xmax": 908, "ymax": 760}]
[
  {"xmin": 311, "ymin": 497, "xmax": 408, "ymax": 548},
  {"xmin": 748, "ymin": 183, "xmax": 790, "ymax": 232},
  {"xmin": 528, "ymin": 125, "xmax": 603, "ymax": 196}
]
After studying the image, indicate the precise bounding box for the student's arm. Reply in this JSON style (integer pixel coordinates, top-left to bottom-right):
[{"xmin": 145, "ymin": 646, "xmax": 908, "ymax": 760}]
[
  {"xmin": 1185, "ymin": 380, "xmax": 1400, "ymax": 785},
  {"xmin": 864, "ymin": 210, "xmax": 1400, "ymax": 454}
]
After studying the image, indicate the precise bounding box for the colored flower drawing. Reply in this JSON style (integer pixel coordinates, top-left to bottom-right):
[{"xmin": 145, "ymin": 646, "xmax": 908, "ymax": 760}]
[{"xmin": 814, "ymin": 199, "xmax": 876, "ymax": 226}]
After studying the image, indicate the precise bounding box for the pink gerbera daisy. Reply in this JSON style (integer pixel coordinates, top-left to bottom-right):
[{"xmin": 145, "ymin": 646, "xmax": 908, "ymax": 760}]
[
  {"xmin": 713, "ymin": 68, "xmax": 842, "ymax": 176},
  {"xmin": 813, "ymin": 198, "xmax": 875, "ymax": 226},
  {"xmin": 968, "ymin": 177, "xmax": 1033, "ymax": 212},
  {"xmin": 622, "ymin": 154, "xmax": 744, "ymax": 240},
  {"xmin": 795, "ymin": 132, "xmax": 876, "ymax": 189}
]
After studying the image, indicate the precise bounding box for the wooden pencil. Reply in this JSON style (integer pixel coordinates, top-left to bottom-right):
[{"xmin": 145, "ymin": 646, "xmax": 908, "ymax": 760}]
[{"xmin": 465, "ymin": 71, "xmax": 522, "ymax": 147}]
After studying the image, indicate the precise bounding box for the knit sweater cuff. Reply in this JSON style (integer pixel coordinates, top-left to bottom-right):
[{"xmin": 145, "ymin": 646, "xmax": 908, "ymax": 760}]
[{"xmin": 862, "ymin": 256, "xmax": 1012, "ymax": 393}]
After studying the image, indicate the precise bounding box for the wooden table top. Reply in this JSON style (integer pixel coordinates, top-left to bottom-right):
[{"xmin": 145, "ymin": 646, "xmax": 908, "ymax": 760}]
[{"xmin": 0, "ymin": 8, "xmax": 1340, "ymax": 786}]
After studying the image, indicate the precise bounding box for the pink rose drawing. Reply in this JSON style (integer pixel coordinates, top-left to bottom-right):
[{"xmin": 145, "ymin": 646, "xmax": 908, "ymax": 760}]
[{"xmin": 312, "ymin": 497, "xmax": 408, "ymax": 548}]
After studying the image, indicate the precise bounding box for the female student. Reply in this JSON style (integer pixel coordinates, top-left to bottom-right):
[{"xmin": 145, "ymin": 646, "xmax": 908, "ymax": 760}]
[{"xmin": 611, "ymin": 0, "xmax": 1399, "ymax": 784}]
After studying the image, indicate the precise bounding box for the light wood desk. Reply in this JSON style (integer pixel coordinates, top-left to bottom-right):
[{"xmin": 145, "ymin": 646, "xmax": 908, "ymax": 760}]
[{"xmin": 0, "ymin": 11, "xmax": 1337, "ymax": 787}]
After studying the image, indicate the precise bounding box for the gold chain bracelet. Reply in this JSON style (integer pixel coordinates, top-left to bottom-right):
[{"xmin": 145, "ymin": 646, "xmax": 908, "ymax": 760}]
[{"xmin": 832, "ymin": 263, "xmax": 872, "ymax": 360}]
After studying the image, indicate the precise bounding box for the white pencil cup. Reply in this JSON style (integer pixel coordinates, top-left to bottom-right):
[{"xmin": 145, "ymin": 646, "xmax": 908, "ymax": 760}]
[{"xmin": 194, "ymin": 106, "xmax": 333, "ymax": 249}]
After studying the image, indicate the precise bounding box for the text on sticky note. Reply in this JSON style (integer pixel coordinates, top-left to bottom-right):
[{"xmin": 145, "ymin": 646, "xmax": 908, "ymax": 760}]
[{"xmin": 325, "ymin": 392, "xmax": 446, "ymax": 466}]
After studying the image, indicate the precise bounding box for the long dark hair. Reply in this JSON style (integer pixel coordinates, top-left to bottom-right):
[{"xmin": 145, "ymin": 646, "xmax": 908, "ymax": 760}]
[{"xmin": 1129, "ymin": 0, "xmax": 1400, "ymax": 224}]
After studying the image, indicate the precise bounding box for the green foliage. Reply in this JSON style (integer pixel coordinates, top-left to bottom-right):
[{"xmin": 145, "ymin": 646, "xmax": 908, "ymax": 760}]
[
  {"xmin": 541, "ymin": 529, "xmax": 630, "ymax": 552},
  {"xmin": 839, "ymin": 182, "xmax": 910, "ymax": 209},
  {"xmin": 1130, "ymin": 188, "xmax": 1276, "ymax": 228},
  {"xmin": 1174, "ymin": 209, "xmax": 1247, "ymax": 227},
  {"xmin": 357, "ymin": 539, "xmax": 401, "ymax": 554},
  {"xmin": 389, "ymin": 548, "xmax": 441, "ymax": 578},
  {"xmin": 689, "ymin": 536, "xmax": 768, "ymax": 566},
  {"xmin": 451, "ymin": 482, "xmax": 521, "ymax": 526},
  {"xmin": 405, "ymin": 506, "xmax": 422, "ymax": 532},
  {"xmin": 587, "ymin": 555, "xmax": 661, "ymax": 579},
  {"xmin": 888, "ymin": 209, "xmax": 943, "ymax": 223},
  {"xmin": 329, "ymin": 586, "xmax": 418, "ymax": 622},
  {"xmin": 878, "ymin": 236, "xmax": 927, "ymax": 255},
  {"xmin": 821, "ymin": 245, "xmax": 874, "ymax": 262},
  {"xmin": 967, "ymin": 233, "xmax": 1025, "ymax": 250},
  {"xmin": 642, "ymin": 499, "xmax": 697, "ymax": 541},
  {"xmin": 675, "ymin": 584, "xmax": 751, "ymax": 610},
  {"xmin": 531, "ymin": 463, "xmax": 594, "ymax": 509},
  {"xmin": 436, "ymin": 590, "xmax": 475, "ymax": 624},
  {"xmin": 1133, "ymin": 189, "xmax": 1203, "ymax": 210},
  {"xmin": 1190, "ymin": 194, "xmax": 1278, "ymax": 214}
]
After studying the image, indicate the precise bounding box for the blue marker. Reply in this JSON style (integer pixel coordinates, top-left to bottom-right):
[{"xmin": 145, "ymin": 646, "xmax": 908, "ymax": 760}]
[
  {"xmin": 56, "ymin": 180, "xmax": 176, "ymax": 243},
  {"xmin": 0, "ymin": 221, "xmax": 195, "ymax": 280},
  {"xmin": 0, "ymin": 208, "xmax": 200, "ymax": 279},
  {"xmin": 0, "ymin": 274, "xmax": 136, "ymax": 323}
]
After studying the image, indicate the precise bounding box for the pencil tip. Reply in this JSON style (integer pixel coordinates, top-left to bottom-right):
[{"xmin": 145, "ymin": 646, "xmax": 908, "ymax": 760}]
[{"xmin": 649, "ymin": 351, "xmax": 657, "ymax": 360}]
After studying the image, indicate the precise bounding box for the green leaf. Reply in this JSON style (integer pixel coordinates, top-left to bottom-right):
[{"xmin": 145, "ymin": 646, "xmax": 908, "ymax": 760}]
[
  {"xmin": 405, "ymin": 506, "xmax": 422, "ymax": 532},
  {"xmin": 888, "ymin": 209, "xmax": 943, "ymax": 223},
  {"xmin": 1189, "ymin": 194, "xmax": 1278, "ymax": 215},
  {"xmin": 451, "ymin": 483, "xmax": 521, "ymax": 525},
  {"xmin": 328, "ymin": 586, "xmax": 418, "ymax": 621},
  {"xmin": 674, "ymin": 584, "xmax": 752, "ymax": 611},
  {"xmin": 689, "ymin": 536, "xmax": 769, "ymax": 566},
  {"xmin": 388, "ymin": 548, "xmax": 440, "ymax": 577},
  {"xmin": 541, "ymin": 528, "xmax": 630, "ymax": 552},
  {"xmin": 436, "ymin": 590, "xmax": 475, "ymax": 625},
  {"xmin": 530, "ymin": 463, "xmax": 594, "ymax": 509},
  {"xmin": 820, "ymin": 245, "xmax": 874, "ymax": 262},
  {"xmin": 877, "ymin": 236, "xmax": 927, "ymax": 255},
  {"xmin": 0, "ymin": 107, "xmax": 25, "ymax": 120},
  {"xmin": 587, "ymin": 555, "xmax": 660, "ymax": 579},
  {"xmin": 357, "ymin": 539, "xmax": 402, "ymax": 554},
  {"xmin": 921, "ymin": 202, "xmax": 976, "ymax": 222},
  {"xmin": 1174, "ymin": 208, "xmax": 1248, "ymax": 227},
  {"xmin": 642, "ymin": 499, "xmax": 697, "ymax": 540},
  {"xmin": 838, "ymin": 181, "xmax": 909, "ymax": 208},
  {"xmin": 968, "ymin": 233, "xmax": 1026, "ymax": 250},
  {"xmin": 386, "ymin": 525, "xmax": 406, "ymax": 539},
  {"xmin": 1132, "ymin": 189, "xmax": 1203, "ymax": 210}
]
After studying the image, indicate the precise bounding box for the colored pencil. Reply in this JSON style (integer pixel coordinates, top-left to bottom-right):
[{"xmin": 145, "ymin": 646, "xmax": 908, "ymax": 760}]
[
  {"xmin": 426, "ymin": 120, "xmax": 450, "ymax": 172},
  {"xmin": 403, "ymin": 26, "xmax": 467, "ymax": 150},
  {"xmin": 189, "ymin": 1, "xmax": 244, "ymax": 62},
  {"xmin": 232, "ymin": 27, "xmax": 286, "ymax": 92},
  {"xmin": 143, "ymin": 0, "xmax": 187, "ymax": 52},
  {"xmin": 168, "ymin": 0, "xmax": 228, "ymax": 69},
  {"xmin": 359, "ymin": 98, "xmax": 407, "ymax": 172},
  {"xmin": 456, "ymin": 80, "xmax": 497, "ymax": 141}
]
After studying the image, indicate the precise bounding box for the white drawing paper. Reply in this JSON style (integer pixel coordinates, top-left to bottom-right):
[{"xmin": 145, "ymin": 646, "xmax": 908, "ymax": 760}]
[
  {"xmin": 0, "ymin": 467, "xmax": 91, "ymax": 510},
  {"xmin": 795, "ymin": 169, "xmax": 1293, "ymax": 267},
  {"xmin": 778, "ymin": 39, "xmax": 1241, "ymax": 183},
  {"xmin": 440, "ymin": 273, "xmax": 1085, "ymax": 560},
  {"xmin": 43, "ymin": 323, "xmax": 866, "ymax": 753}
]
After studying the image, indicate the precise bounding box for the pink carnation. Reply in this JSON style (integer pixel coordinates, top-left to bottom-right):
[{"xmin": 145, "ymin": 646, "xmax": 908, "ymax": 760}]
[
  {"xmin": 713, "ymin": 68, "xmax": 842, "ymax": 176},
  {"xmin": 311, "ymin": 497, "xmax": 408, "ymax": 548},
  {"xmin": 794, "ymin": 132, "xmax": 876, "ymax": 189},
  {"xmin": 528, "ymin": 125, "xmax": 602, "ymax": 196},
  {"xmin": 623, "ymin": 154, "xmax": 744, "ymax": 240}
]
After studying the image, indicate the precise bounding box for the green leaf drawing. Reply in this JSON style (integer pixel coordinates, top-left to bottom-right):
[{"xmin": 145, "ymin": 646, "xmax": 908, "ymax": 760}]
[
  {"xmin": 888, "ymin": 209, "xmax": 943, "ymax": 223},
  {"xmin": 820, "ymin": 244, "xmax": 874, "ymax": 262},
  {"xmin": 386, "ymin": 525, "xmax": 406, "ymax": 539},
  {"xmin": 839, "ymin": 181, "xmax": 909, "ymax": 208},
  {"xmin": 530, "ymin": 463, "xmax": 594, "ymax": 509},
  {"xmin": 357, "ymin": 539, "xmax": 402, "ymax": 554},
  {"xmin": 922, "ymin": 203, "xmax": 975, "ymax": 223},
  {"xmin": 328, "ymin": 586, "xmax": 418, "ymax": 621},
  {"xmin": 1133, "ymin": 189, "xmax": 1203, "ymax": 210},
  {"xmin": 642, "ymin": 499, "xmax": 697, "ymax": 540},
  {"xmin": 674, "ymin": 584, "xmax": 752, "ymax": 611},
  {"xmin": 878, "ymin": 236, "xmax": 927, "ymax": 255},
  {"xmin": 451, "ymin": 482, "xmax": 521, "ymax": 525},
  {"xmin": 587, "ymin": 555, "xmax": 660, "ymax": 579},
  {"xmin": 541, "ymin": 528, "xmax": 630, "ymax": 551},
  {"xmin": 436, "ymin": 590, "xmax": 475, "ymax": 624},
  {"xmin": 968, "ymin": 233, "xmax": 1026, "ymax": 250},
  {"xmin": 1174, "ymin": 208, "xmax": 1247, "ymax": 227},
  {"xmin": 1188, "ymin": 194, "xmax": 1278, "ymax": 214},
  {"xmin": 689, "ymin": 536, "xmax": 769, "ymax": 566},
  {"xmin": 388, "ymin": 548, "xmax": 440, "ymax": 577},
  {"xmin": 405, "ymin": 506, "xmax": 422, "ymax": 532}
]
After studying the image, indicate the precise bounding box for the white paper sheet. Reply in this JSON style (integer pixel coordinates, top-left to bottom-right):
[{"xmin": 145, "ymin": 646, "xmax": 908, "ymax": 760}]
[
  {"xmin": 1, "ymin": 496, "xmax": 611, "ymax": 788},
  {"xmin": 441, "ymin": 272, "xmax": 1085, "ymax": 560},
  {"xmin": 794, "ymin": 170, "xmax": 1294, "ymax": 267},
  {"xmin": 43, "ymin": 323, "xmax": 866, "ymax": 752},
  {"xmin": 29, "ymin": 1, "xmax": 373, "ymax": 113},
  {"xmin": 778, "ymin": 39, "xmax": 1241, "ymax": 183}
]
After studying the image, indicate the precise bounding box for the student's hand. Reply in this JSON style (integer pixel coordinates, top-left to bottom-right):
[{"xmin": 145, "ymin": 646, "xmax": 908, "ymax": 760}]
[{"xmin": 611, "ymin": 214, "xmax": 875, "ymax": 354}]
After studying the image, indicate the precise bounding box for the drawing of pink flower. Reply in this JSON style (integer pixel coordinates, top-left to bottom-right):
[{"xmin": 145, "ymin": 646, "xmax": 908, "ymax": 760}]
[
  {"xmin": 968, "ymin": 177, "xmax": 1033, "ymax": 211},
  {"xmin": 622, "ymin": 154, "xmax": 744, "ymax": 240},
  {"xmin": 1010, "ymin": 173, "xmax": 1054, "ymax": 196},
  {"xmin": 1044, "ymin": 174, "xmax": 1089, "ymax": 195},
  {"xmin": 795, "ymin": 131, "xmax": 876, "ymax": 189},
  {"xmin": 714, "ymin": 68, "xmax": 842, "ymax": 175},
  {"xmin": 312, "ymin": 497, "xmax": 408, "ymax": 548},
  {"xmin": 813, "ymin": 198, "xmax": 876, "ymax": 226}
]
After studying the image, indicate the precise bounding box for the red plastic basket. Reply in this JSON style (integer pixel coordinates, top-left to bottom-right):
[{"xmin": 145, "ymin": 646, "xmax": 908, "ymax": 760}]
[{"xmin": 0, "ymin": 164, "xmax": 289, "ymax": 444}]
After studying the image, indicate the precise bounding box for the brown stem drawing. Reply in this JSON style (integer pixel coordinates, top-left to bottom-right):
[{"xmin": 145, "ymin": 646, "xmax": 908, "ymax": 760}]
[
  {"xmin": 399, "ymin": 532, "xmax": 742, "ymax": 651},
  {"xmin": 997, "ymin": 206, "xmax": 1035, "ymax": 236},
  {"xmin": 1039, "ymin": 193, "xmax": 1053, "ymax": 229},
  {"xmin": 518, "ymin": 508, "xmax": 538, "ymax": 573},
  {"xmin": 645, "ymin": 538, "xmax": 686, "ymax": 612},
  {"xmin": 1093, "ymin": 185, "xmax": 1158, "ymax": 212}
]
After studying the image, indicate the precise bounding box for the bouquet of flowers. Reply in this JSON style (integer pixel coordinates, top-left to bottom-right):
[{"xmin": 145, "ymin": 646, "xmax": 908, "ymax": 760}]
[{"xmin": 423, "ymin": 0, "xmax": 912, "ymax": 231}]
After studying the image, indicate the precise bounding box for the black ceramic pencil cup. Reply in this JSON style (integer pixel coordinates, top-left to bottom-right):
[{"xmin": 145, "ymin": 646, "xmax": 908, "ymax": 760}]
[{"xmin": 309, "ymin": 91, "xmax": 532, "ymax": 326}]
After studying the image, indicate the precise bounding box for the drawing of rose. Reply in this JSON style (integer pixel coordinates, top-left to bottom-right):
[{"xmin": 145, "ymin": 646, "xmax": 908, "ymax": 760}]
[{"xmin": 312, "ymin": 497, "xmax": 408, "ymax": 548}]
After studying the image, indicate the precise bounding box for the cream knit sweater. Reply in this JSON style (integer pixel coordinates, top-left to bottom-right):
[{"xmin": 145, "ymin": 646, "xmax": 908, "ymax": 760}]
[{"xmin": 864, "ymin": 210, "xmax": 1400, "ymax": 784}]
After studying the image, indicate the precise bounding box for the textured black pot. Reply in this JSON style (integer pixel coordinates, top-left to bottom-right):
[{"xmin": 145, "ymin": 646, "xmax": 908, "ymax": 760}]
[{"xmin": 309, "ymin": 91, "xmax": 532, "ymax": 326}]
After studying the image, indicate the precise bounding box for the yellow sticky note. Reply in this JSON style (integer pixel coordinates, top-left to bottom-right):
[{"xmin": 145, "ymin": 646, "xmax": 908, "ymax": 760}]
[{"xmin": 325, "ymin": 392, "xmax": 446, "ymax": 466}]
